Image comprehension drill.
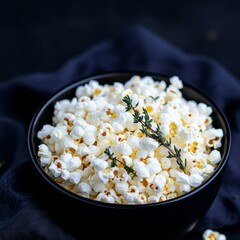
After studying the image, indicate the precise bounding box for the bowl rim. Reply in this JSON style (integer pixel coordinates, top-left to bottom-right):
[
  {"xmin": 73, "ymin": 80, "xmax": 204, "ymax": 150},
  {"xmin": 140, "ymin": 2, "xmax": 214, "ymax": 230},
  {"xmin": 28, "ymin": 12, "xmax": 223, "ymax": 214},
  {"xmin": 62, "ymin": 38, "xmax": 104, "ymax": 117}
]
[{"xmin": 27, "ymin": 71, "xmax": 231, "ymax": 209}]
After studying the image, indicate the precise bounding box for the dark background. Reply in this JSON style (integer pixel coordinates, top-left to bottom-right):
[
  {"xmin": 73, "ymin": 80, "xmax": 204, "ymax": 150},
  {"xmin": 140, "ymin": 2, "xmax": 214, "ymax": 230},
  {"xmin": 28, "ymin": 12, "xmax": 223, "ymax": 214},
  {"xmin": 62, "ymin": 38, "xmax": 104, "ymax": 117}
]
[
  {"xmin": 1, "ymin": 0, "xmax": 240, "ymax": 83},
  {"xmin": 1, "ymin": 0, "xmax": 240, "ymax": 239}
]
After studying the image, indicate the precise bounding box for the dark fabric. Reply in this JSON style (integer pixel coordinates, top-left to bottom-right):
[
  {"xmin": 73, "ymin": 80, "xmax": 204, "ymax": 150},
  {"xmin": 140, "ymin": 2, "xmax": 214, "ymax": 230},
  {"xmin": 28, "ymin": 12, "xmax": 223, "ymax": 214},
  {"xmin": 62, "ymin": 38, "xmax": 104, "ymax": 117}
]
[{"xmin": 0, "ymin": 25, "xmax": 239, "ymax": 240}]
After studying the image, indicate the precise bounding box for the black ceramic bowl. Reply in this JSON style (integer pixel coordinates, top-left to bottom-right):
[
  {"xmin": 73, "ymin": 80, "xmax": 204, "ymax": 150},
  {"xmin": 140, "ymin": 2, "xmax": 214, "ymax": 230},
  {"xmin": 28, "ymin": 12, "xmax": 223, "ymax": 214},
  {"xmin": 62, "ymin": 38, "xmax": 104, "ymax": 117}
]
[{"xmin": 28, "ymin": 72, "xmax": 231, "ymax": 240}]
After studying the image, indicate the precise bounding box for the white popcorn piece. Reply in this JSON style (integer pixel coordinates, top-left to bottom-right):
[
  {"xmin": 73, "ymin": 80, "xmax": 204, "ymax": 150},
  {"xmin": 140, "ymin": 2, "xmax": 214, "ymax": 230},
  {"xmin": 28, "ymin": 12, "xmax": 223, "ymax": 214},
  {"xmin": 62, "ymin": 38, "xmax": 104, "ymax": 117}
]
[
  {"xmin": 147, "ymin": 175, "xmax": 166, "ymax": 195},
  {"xmin": 84, "ymin": 100, "xmax": 96, "ymax": 112},
  {"xmin": 91, "ymin": 158, "xmax": 108, "ymax": 171},
  {"xmin": 115, "ymin": 134, "xmax": 126, "ymax": 144},
  {"xmin": 97, "ymin": 168, "xmax": 114, "ymax": 184},
  {"xmin": 110, "ymin": 167, "xmax": 131, "ymax": 183},
  {"xmin": 96, "ymin": 190, "xmax": 115, "ymax": 203},
  {"xmin": 111, "ymin": 121, "xmax": 124, "ymax": 133},
  {"xmin": 198, "ymin": 103, "xmax": 213, "ymax": 116},
  {"xmin": 115, "ymin": 140, "xmax": 132, "ymax": 156},
  {"xmin": 88, "ymin": 145, "xmax": 101, "ymax": 156},
  {"xmin": 77, "ymin": 144, "xmax": 91, "ymax": 157},
  {"xmin": 49, "ymin": 162, "xmax": 62, "ymax": 178},
  {"xmin": 208, "ymin": 150, "xmax": 221, "ymax": 164},
  {"xmin": 133, "ymin": 161, "xmax": 150, "ymax": 179},
  {"xmin": 125, "ymin": 75, "xmax": 141, "ymax": 89},
  {"xmin": 126, "ymin": 112, "xmax": 139, "ymax": 131},
  {"xmin": 135, "ymin": 193, "xmax": 147, "ymax": 204},
  {"xmin": 169, "ymin": 76, "xmax": 183, "ymax": 89},
  {"xmin": 64, "ymin": 156, "xmax": 82, "ymax": 171},
  {"xmin": 202, "ymin": 229, "xmax": 226, "ymax": 240},
  {"xmin": 204, "ymin": 128, "xmax": 223, "ymax": 148},
  {"xmin": 189, "ymin": 167, "xmax": 204, "ymax": 176},
  {"xmin": 70, "ymin": 125, "xmax": 85, "ymax": 139},
  {"xmin": 92, "ymin": 182, "xmax": 106, "ymax": 193},
  {"xmin": 61, "ymin": 169, "xmax": 70, "ymax": 181},
  {"xmin": 127, "ymin": 135, "xmax": 140, "ymax": 149},
  {"xmin": 160, "ymin": 157, "xmax": 172, "ymax": 170},
  {"xmin": 167, "ymin": 193, "xmax": 177, "ymax": 200},
  {"xmin": 148, "ymin": 195, "xmax": 159, "ymax": 203},
  {"xmin": 115, "ymin": 182, "xmax": 129, "ymax": 194},
  {"xmin": 189, "ymin": 173, "xmax": 204, "ymax": 187},
  {"xmin": 78, "ymin": 182, "xmax": 92, "ymax": 195},
  {"xmin": 204, "ymin": 164, "xmax": 215, "ymax": 174},
  {"xmin": 119, "ymin": 156, "xmax": 133, "ymax": 167},
  {"xmin": 38, "ymin": 144, "xmax": 52, "ymax": 167},
  {"xmin": 163, "ymin": 178, "xmax": 176, "ymax": 194},
  {"xmin": 69, "ymin": 170, "xmax": 82, "ymax": 184},
  {"xmin": 37, "ymin": 124, "xmax": 54, "ymax": 140},
  {"xmin": 171, "ymin": 170, "xmax": 190, "ymax": 185},
  {"xmin": 166, "ymin": 85, "xmax": 182, "ymax": 99},
  {"xmin": 124, "ymin": 188, "xmax": 139, "ymax": 204},
  {"xmin": 83, "ymin": 132, "xmax": 96, "ymax": 145},
  {"xmin": 62, "ymin": 113, "xmax": 76, "ymax": 128},
  {"xmin": 61, "ymin": 135, "xmax": 78, "ymax": 150},
  {"xmin": 146, "ymin": 157, "xmax": 162, "ymax": 175},
  {"xmin": 139, "ymin": 137, "xmax": 159, "ymax": 152},
  {"xmin": 179, "ymin": 184, "xmax": 191, "ymax": 193},
  {"xmin": 51, "ymin": 126, "xmax": 68, "ymax": 141}
]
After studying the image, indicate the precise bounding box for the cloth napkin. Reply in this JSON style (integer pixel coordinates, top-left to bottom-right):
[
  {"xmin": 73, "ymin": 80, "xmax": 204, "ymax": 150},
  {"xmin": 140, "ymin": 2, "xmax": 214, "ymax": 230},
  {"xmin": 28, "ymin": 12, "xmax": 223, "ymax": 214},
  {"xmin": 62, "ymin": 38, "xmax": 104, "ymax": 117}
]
[{"xmin": 0, "ymin": 25, "xmax": 239, "ymax": 240}]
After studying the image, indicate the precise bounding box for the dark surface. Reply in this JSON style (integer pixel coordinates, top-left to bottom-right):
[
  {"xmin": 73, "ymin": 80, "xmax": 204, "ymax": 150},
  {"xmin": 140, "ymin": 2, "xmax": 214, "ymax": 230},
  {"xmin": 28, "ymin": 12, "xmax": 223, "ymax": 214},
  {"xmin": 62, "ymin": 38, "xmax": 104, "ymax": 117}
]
[
  {"xmin": 1, "ymin": 0, "xmax": 240, "ymax": 83},
  {"xmin": 0, "ymin": 1, "xmax": 240, "ymax": 239}
]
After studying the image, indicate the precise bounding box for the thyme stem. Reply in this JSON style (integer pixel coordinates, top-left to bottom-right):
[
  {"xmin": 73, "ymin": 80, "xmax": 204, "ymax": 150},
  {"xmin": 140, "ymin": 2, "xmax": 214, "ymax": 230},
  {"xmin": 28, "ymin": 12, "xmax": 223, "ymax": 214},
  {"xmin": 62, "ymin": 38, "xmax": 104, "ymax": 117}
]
[
  {"xmin": 122, "ymin": 95, "xmax": 186, "ymax": 172},
  {"xmin": 104, "ymin": 147, "xmax": 136, "ymax": 177}
]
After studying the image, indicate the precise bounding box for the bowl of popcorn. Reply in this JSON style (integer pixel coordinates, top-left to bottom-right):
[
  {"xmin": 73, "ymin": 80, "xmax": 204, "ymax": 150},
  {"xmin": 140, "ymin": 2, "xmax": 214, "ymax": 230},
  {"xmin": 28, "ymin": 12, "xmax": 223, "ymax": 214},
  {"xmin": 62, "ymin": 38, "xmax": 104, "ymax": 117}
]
[{"xmin": 28, "ymin": 72, "xmax": 231, "ymax": 239}]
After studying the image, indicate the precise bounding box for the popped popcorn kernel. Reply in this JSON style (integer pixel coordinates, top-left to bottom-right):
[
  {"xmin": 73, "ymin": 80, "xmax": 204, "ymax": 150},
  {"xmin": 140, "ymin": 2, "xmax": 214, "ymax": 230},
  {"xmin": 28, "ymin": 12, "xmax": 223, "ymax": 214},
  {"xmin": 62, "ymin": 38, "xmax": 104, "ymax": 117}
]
[
  {"xmin": 202, "ymin": 229, "xmax": 227, "ymax": 240},
  {"xmin": 37, "ymin": 75, "xmax": 224, "ymax": 204}
]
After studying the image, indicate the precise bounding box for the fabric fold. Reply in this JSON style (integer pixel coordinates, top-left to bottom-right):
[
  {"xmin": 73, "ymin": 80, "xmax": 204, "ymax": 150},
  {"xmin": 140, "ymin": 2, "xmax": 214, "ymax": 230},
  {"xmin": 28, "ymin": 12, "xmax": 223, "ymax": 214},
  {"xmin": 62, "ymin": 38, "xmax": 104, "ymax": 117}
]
[{"xmin": 0, "ymin": 24, "xmax": 239, "ymax": 239}]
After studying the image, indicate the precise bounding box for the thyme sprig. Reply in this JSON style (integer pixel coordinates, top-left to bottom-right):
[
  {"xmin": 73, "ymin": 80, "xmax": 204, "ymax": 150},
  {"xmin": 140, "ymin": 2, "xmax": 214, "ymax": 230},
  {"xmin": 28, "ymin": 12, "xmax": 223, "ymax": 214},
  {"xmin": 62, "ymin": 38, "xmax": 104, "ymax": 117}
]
[
  {"xmin": 150, "ymin": 96, "xmax": 160, "ymax": 102},
  {"xmin": 104, "ymin": 147, "xmax": 136, "ymax": 177},
  {"xmin": 122, "ymin": 95, "xmax": 186, "ymax": 172}
]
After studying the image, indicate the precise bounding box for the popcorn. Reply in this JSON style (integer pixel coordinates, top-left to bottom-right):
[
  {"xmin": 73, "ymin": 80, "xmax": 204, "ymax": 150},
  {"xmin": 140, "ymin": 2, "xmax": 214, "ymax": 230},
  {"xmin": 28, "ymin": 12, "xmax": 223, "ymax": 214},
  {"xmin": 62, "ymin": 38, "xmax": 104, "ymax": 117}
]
[
  {"xmin": 204, "ymin": 128, "xmax": 224, "ymax": 148},
  {"xmin": 78, "ymin": 182, "xmax": 92, "ymax": 195},
  {"xmin": 160, "ymin": 157, "xmax": 172, "ymax": 170},
  {"xmin": 111, "ymin": 121, "xmax": 124, "ymax": 133},
  {"xmin": 169, "ymin": 76, "xmax": 183, "ymax": 89},
  {"xmin": 189, "ymin": 173, "xmax": 204, "ymax": 187},
  {"xmin": 49, "ymin": 161, "xmax": 62, "ymax": 177},
  {"xmin": 77, "ymin": 144, "xmax": 91, "ymax": 157},
  {"xmin": 96, "ymin": 190, "xmax": 115, "ymax": 203},
  {"xmin": 61, "ymin": 154, "xmax": 81, "ymax": 171},
  {"xmin": 202, "ymin": 229, "xmax": 227, "ymax": 240},
  {"xmin": 139, "ymin": 137, "xmax": 159, "ymax": 152},
  {"xmin": 38, "ymin": 144, "xmax": 52, "ymax": 167},
  {"xmin": 146, "ymin": 157, "xmax": 162, "ymax": 175},
  {"xmin": 91, "ymin": 158, "xmax": 108, "ymax": 171},
  {"xmin": 37, "ymin": 124, "xmax": 54, "ymax": 140},
  {"xmin": 97, "ymin": 168, "xmax": 114, "ymax": 184},
  {"xmin": 62, "ymin": 113, "xmax": 76, "ymax": 128},
  {"xmin": 70, "ymin": 125, "xmax": 85, "ymax": 139},
  {"xmin": 61, "ymin": 169, "xmax": 70, "ymax": 181},
  {"xmin": 127, "ymin": 135, "xmax": 140, "ymax": 149},
  {"xmin": 61, "ymin": 135, "xmax": 78, "ymax": 150},
  {"xmin": 133, "ymin": 161, "xmax": 150, "ymax": 179},
  {"xmin": 51, "ymin": 126, "xmax": 68, "ymax": 141},
  {"xmin": 123, "ymin": 186, "xmax": 139, "ymax": 204},
  {"xmin": 115, "ymin": 182, "xmax": 129, "ymax": 194},
  {"xmin": 208, "ymin": 150, "xmax": 221, "ymax": 164},
  {"xmin": 147, "ymin": 175, "xmax": 166, "ymax": 195},
  {"xmin": 115, "ymin": 140, "xmax": 132, "ymax": 156},
  {"xmin": 37, "ymin": 74, "xmax": 224, "ymax": 204},
  {"xmin": 69, "ymin": 170, "xmax": 82, "ymax": 184}
]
